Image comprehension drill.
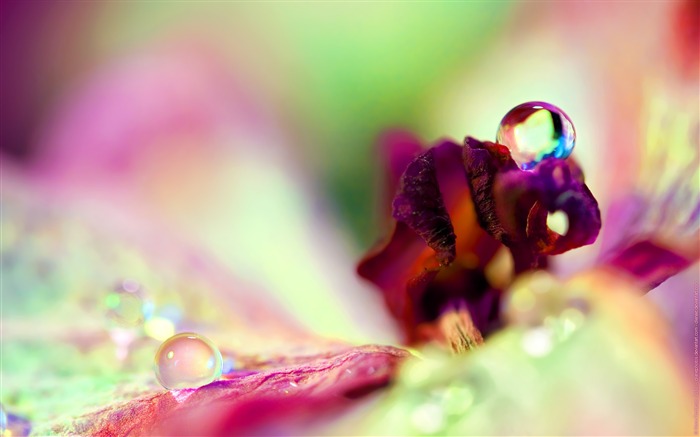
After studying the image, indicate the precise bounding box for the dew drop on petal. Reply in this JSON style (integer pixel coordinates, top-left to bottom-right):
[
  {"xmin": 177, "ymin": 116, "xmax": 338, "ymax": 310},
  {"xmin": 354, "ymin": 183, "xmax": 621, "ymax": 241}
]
[
  {"xmin": 522, "ymin": 326, "xmax": 554, "ymax": 357},
  {"xmin": 504, "ymin": 271, "xmax": 560, "ymax": 326},
  {"xmin": 496, "ymin": 101, "xmax": 576, "ymax": 170},
  {"xmin": 440, "ymin": 384, "xmax": 474, "ymax": 416},
  {"xmin": 411, "ymin": 402, "xmax": 445, "ymax": 434},
  {"xmin": 154, "ymin": 332, "xmax": 223, "ymax": 390}
]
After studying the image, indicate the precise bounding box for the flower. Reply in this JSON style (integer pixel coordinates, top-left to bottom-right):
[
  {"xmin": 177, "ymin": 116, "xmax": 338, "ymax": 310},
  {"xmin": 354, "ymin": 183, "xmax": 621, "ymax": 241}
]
[
  {"xmin": 359, "ymin": 132, "xmax": 601, "ymax": 347},
  {"xmin": 3, "ymin": 2, "xmax": 698, "ymax": 435}
]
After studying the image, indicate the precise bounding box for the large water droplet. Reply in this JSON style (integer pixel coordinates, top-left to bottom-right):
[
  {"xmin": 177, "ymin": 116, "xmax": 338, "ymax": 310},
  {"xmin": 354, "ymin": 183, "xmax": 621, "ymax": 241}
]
[
  {"xmin": 496, "ymin": 101, "xmax": 576, "ymax": 170},
  {"xmin": 154, "ymin": 332, "xmax": 223, "ymax": 390}
]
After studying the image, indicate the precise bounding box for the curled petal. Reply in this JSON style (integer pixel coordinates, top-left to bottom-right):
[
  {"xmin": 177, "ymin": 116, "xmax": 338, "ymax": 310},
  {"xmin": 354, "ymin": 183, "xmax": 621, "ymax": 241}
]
[
  {"xmin": 463, "ymin": 137, "xmax": 601, "ymax": 267},
  {"xmin": 359, "ymin": 139, "xmax": 502, "ymax": 341},
  {"xmin": 392, "ymin": 142, "xmax": 462, "ymax": 265},
  {"xmin": 462, "ymin": 137, "xmax": 519, "ymax": 245}
]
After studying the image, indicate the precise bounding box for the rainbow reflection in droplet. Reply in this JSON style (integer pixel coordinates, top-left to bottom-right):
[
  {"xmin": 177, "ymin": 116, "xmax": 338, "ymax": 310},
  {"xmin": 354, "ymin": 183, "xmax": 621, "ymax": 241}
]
[
  {"xmin": 496, "ymin": 101, "xmax": 576, "ymax": 170},
  {"xmin": 154, "ymin": 332, "xmax": 223, "ymax": 390}
]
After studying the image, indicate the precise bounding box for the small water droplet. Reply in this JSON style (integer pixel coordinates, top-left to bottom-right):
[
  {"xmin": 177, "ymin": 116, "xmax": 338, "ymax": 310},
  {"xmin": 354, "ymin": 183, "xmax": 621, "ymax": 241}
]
[
  {"xmin": 497, "ymin": 101, "xmax": 576, "ymax": 170},
  {"xmin": 439, "ymin": 384, "xmax": 474, "ymax": 416},
  {"xmin": 504, "ymin": 271, "xmax": 560, "ymax": 327},
  {"xmin": 106, "ymin": 280, "xmax": 150, "ymax": 328},
  {"xmin": 506, "ymin": 272, "xmax": 592, "ymax": 348},
  {"xmin": 154, "ymin": 332, "xmax": 223, "ymax": 390},
  {"xmin": 411, "ymin": 402, "xmax": 445, "ymax": 434}
]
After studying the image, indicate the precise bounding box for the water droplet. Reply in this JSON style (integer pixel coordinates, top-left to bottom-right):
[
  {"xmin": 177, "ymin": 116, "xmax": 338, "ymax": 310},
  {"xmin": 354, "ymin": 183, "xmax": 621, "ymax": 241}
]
[
  {"xmin": 439, "ymin": 384, "xmax": 474, "ymax": 416},
  {"xmin": 496, "ymin": 101, "xmax": 576, "ymax": 170},
  {"xmin": 522, "ymin": 326, "xmax": 554, "ymax": 357},
  {"xmin": 154, "ymin": 332, "xmax": 223, "ymax": 390},
  {"xmin": 106, "ymin": 279, "xmax": 151, "ymax": 327},
  {"xmin": 411, "ymin": 402, "xmax": 445, "ymax": 434},
  {"xmin": 504, "ymin": 271, "xmax": 560, "ymax": 327}
]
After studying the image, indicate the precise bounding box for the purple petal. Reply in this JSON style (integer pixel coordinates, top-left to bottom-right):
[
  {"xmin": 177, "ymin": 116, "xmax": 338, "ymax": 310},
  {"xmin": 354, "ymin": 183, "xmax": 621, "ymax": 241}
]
[
  {"xmin": 463, "ymin": 137, "xmax": 601, "ymax": 269},
  {"xmin": 359, "ymin": 138, "xmax": 502, "ymax": 341},
  {"xmin": 392, "ymin": 142, "xmax": 463, "ymax": 265}
]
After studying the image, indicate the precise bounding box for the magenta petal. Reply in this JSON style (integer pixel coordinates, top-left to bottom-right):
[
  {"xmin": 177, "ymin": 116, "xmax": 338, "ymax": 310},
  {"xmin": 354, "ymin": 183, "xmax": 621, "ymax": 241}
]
[
  {"xmin": 358, "ymin": 221, "xmax": 434, "ymax": 329},
  {"xmin": 602, "ymin": 240, "xmax": 693, "ymax": 291},
  {"xmin": 392, "ymin": 141, "xmax": 463, "ymax": 265},
  {"xmin": 596, "ymin": 194, "xmax": 698, "ymax": 292},
  {"xmin": 54, "ymin": 345, "xmax": 408, "ymax": 436}
]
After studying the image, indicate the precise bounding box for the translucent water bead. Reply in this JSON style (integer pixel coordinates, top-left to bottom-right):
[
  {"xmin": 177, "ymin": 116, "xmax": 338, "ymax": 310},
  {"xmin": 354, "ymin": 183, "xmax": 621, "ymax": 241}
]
[
  {"xmin": 106, "ymin": 279, "xmax": 152, "ymax": 327},
  {"xmin": 154, "ymin": 332, "xmax": 223, "ymax": 390},
  {"xmin": 496, "ymin": 101, "xmax": 576, "ymax": 170},
  {"xmin": 503, "ymin": 271, "xmax": 590, "ymax": 357}
]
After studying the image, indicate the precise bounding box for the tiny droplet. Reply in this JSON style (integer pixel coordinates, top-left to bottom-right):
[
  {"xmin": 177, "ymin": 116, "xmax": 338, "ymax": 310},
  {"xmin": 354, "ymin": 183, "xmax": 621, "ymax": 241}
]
[{"xmin": 106, "ymin": 279, "xmax": 150, "ymax": 327}]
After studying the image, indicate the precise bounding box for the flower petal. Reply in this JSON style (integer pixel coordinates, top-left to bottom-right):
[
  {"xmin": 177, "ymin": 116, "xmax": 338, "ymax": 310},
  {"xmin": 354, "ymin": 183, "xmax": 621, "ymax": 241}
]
[
  {"xmin": 51, "ymin": 345, "xmax": 408, "ymax": 435},
  {"xmin": 359, "ymin": 139, "xmax": 502, "ymax": 341},
  {"xmin": 463, "ymin": 137, "xmax": 601, "ymax": 269},
  {"xmin": 391, "ymin": 142, "xmax": 461, "ymax": 265},
  {"xmin": 601, "ymin": 240, "xmax": 693, "ymax": 291}
]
